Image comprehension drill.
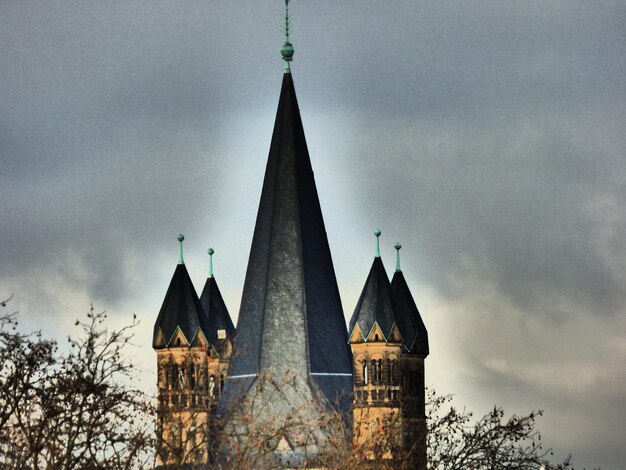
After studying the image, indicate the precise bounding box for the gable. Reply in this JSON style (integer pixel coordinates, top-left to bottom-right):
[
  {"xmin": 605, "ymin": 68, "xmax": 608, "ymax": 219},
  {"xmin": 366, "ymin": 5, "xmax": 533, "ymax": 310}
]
[
  {"xmin": 365, "ymin": 322, "xmax": 386, "ymax": 342},
  {"xmin": 389, "ymin": 323, "xmax": 403, "ymax": 343},
  {"xmin": 167, "ymin": 326, "xmax": 191, "ymax": 348},
  {"xmin": 349, "ymin": 323, "xmax": 365, "ymax": 343}
]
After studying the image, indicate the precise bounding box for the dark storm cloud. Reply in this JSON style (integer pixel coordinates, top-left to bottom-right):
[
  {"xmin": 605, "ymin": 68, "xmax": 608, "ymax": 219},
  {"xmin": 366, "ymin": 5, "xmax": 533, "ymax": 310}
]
[
  {"xmin": 463, "ymin": 346, "xmax": 626, "ymax": 470},
  {"xmin": 293, "ymin": 0, "xmax": 626, "ymax": 318},
  {"xmin": 350, "ymin": 115, "xmax": 626, "ymax": 317},
  {"xmin": 0, "ymin": 1, "xmax": 274, "ymax": 303}
]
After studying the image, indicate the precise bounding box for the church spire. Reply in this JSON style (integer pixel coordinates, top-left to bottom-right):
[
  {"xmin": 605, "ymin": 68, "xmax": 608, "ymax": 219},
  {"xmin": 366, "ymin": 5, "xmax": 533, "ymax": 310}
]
[
  {"xmin": 227, "ymin": 70, "xmax": 352, "ymax": 392},
  {"xmin": 224, "ymin": 13, "xmax": 352, "ymax": 412},
  {"xmin": 219, "ymin": 7, "xmax": 352, "ymax": 464}
]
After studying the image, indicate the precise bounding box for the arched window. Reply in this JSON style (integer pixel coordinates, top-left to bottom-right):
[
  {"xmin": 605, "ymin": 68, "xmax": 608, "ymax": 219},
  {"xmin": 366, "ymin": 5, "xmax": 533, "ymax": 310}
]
[
  {"xmin": 208, "ymin": 375, "xmax": 216, "ymax": 399},
  {"xmin": 362, "ymin": 361, "xmax": 368, "ymax": 385},
  {"xmin": 159, "ymin": 365, "xmax": 166, "ymax": 388},
  {"xmin": 178, "ymin": 366, "xmax": 185, "ymax": 389},
  {"xmin": 372, "ymin": 359, "xmax": 383, "ymax": 384},
  {"xmin": 190, "ymin": 365, "xmax": 196, "ymax": 389},
  {"xmin": 172, "ymin": 364, "xmax": 178, "ymax": 389},
  {"xmin": 388, "ymin": 359, "xmax": 396, "ymax": 385}
]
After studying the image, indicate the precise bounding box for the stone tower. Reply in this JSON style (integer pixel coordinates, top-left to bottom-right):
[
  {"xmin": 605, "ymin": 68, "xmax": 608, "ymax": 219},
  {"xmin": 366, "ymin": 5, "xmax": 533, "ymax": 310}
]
[
  {"xmin": 348, "ymin": 233, "xmax": 429, "ymax": 469},
  {"xmin": 153, "ymin": 238, "xmax": 234, "ymax": 468}
]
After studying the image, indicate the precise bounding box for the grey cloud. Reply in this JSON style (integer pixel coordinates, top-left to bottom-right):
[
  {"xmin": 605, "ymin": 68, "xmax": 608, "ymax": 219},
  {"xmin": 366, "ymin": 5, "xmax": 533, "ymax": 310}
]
[
  {"xmin": 345, "ymin": 115, "xmax": 626, "ymax": 317},
  {"xmin": 1, "ymin": 2, "xmax": 625, "ymax": 468}
]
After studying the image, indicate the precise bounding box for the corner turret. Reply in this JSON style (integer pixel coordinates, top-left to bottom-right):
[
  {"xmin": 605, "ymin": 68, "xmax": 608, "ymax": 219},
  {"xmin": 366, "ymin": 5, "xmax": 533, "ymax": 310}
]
[
  {"xmin": 199, "ymin": 248, "xmax": 236, "ymax": 354},
  {"xmin": 153, "ymin": 234, "xmax": 209, "ymax": 348},
  {"xmin": 153, "ymin": 237, "xmax": 230, "ymax": 468},
  {"xmin": 391, "ymin": 243, "xmax": 429, "ymax": 356},
  {"xmin": 348, "ymin": 230, "xmax": 401, "ymax": 344},
  {"xmin": 349, "ymin": 233, "xmax": 428, "ymax": 469}
]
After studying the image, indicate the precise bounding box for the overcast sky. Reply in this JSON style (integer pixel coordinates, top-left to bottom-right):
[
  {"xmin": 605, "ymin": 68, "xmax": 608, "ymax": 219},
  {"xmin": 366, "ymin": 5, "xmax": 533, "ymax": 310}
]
[{"xmin": 1, "ymin": 1, "xmax": 625, "ymax": 468}]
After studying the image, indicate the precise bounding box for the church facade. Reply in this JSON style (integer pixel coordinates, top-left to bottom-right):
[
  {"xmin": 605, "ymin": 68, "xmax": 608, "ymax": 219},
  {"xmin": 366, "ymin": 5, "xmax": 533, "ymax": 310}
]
[{"xmin": 152, "ymin": 5, "xmax": 429, "ymax": 467}]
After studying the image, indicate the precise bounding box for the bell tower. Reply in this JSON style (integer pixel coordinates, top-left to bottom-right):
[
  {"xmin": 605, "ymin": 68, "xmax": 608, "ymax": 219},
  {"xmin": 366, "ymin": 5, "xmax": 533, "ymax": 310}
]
[
  {"xmin": 348, "ymin": 231, "xmax": 429, "ymax": 469},
  {"xmin": 153, "ymin": 236, "xmax": 234, "ymax": 468}
]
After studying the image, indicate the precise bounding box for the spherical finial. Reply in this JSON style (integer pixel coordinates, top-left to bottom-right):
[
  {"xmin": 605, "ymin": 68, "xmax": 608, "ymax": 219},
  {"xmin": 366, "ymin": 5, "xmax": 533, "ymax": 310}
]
[
  {"xmin": 281, "ymin": 42, "xmax": 294, "ymax": 62},
  {"xmin": 208, "ymin": 248, "xmax": 214, "ymax": 256},
  {"xmin": 177, "ymin": 233, "xmax": 185, "ymax": 242},
  {"xmin": 374, "ymin": 229, "xmax": 382, "ymax": 237},
  {"xmin": 395, "ymin": 242, "xmax": 401, "ymax": 251}
]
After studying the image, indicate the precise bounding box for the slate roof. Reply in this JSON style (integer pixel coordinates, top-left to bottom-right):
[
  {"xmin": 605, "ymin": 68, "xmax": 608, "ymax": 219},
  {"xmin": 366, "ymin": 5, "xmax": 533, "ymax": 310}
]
[
  {"xmin": 199, "ymin": 276, "xmax": 235, "ymax": 350},
  {"xmin": 225, "ymin": 71, "xmax": 352, "ymax": 404},
  {"xmin": 348, "ymin": 257, "xmax": 397, "ymax": 341},
  {"xmin": 392, "ymin": 270, "xmax": 429, "ymax": 356},
  {"xmin": 153, "ymin": 263, "xmax": 209, "ymax": 348}
]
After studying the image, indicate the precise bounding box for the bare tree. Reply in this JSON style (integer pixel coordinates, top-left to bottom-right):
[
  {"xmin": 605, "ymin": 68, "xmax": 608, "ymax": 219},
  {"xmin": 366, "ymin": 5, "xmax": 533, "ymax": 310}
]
[
  {"xmin": 0, "ymin": 298, "xmax": 154, "ymax": 469},
  {"xmin": 213, "ymin": 371, "xmax": 346, "ymax": 469},
  {"xmin": 0, "ymin": 297, "xmax": 598, "ymax": 469},
  {"xmin": 148, "ymin": 345, "xmax": 595, "ymax": 470},
  {"xmin": 155, "ymin": 352, "xmax": 214, "ymax": 468},
  {"xmin": 425, "ymin": 389, "xmax": 578, "ymax": 470}
]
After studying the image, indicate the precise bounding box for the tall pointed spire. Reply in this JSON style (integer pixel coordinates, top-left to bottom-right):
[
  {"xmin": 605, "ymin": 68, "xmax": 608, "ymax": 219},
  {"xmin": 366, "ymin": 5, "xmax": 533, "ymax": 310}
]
[
  {"xmin": 226, "ymin": 70, "xmax": 352, "ymax": 396},
  {"xmin": 219, "ymin": 7, "xmax": 352, "ymax": 465},
  {"xmin": 224, "ymin": 7, "xmax": 352, "ymax": 419}
]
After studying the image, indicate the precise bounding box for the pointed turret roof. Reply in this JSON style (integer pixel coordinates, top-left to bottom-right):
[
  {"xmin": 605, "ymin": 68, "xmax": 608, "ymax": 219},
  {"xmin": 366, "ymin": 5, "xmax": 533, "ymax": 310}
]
[
  {"xmin": 392, "ymin": 270, "xmax": 429, "ymax": 355},
  {"xmin": 200, "ymin": 276, "xmax": 235, "ymax": 343},
  {"xmin": 349, "ymin": 256, "xmax": 397, "ymax": 342},
  {"xmin": 153, "ymin": 263, "xmax": 209, "ymax": 348},
  {"xmin": 226, "ymin": 70, "xmax": 352, "ymax": 403},
  {"xmin": 199, "ymin": 248, "xmax": 235, "ymax": 345}
]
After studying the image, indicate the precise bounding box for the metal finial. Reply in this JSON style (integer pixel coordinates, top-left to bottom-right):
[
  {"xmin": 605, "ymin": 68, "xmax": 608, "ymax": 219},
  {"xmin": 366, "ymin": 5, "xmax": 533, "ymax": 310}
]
[
  {"xmin": 395, "ymin": 242, "xmax": 402, "ymax": 272},
  {"xmin": 281, "ymin": 0, "xmax": 294, "ymax": 71},
  {"xmin": 207, "ymin": 248, "xmax": 215, "ymax": 277},
  {"xmin": 177, "ymin": 234, "xmax": 185, "ymax": 264},
  {"xmin": 374, "ymin": 229, "xmax": 382, "ymax": 258}
]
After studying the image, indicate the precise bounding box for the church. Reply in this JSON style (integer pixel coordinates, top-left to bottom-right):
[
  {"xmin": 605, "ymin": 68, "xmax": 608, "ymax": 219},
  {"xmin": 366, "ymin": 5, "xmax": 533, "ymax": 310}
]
[{"xmin": 151, "ymin": 2, "xmax": 429, "ymax": 468}]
